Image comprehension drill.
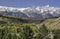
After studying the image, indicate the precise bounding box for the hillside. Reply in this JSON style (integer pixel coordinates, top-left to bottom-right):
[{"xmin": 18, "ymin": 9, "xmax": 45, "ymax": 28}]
[
  {"xmin": 0, "ymin": 15, "xmax": 60, "ymax": 39},
  {"xmin": 0, "ymin": 14, "xmax": 60, "ymax": 29},
  {"xmin": 39, "ymin": 17, "xmax": 60, "ymax": 30}
]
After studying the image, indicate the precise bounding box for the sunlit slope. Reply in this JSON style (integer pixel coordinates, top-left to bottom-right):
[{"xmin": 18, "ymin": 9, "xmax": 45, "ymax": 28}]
[{"xmin": 40, "ymin": 17, "xmax": 60, "ymax": 30}]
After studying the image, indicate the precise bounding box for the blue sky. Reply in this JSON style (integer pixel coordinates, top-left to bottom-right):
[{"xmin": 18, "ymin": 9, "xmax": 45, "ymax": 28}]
[{"xmin": 0, "ymin": 0, "xmax": 60, "ymax": 8}]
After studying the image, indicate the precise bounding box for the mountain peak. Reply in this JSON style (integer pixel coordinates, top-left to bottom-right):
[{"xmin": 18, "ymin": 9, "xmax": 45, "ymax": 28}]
[
  {"xmin": 45, "ymin": 5, "xmax": 50, "ymax": 7},
  {"xmin": 0, "ymin": 5, "xmax": 60, "ymax": 18}
]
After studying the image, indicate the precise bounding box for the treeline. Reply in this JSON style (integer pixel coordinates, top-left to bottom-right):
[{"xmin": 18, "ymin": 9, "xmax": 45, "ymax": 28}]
[{"xmin": 0, "ymin": 14, "xmax": 45, "ymax": 23}]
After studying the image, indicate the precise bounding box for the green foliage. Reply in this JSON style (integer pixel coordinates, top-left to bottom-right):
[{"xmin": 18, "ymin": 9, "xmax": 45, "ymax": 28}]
[
  {"xmin": 0, "ymin": 14, "xmax": 60, "ymax": 39},
  {"xmin": 0, "ymin": 22, "xmax": 59, "ymax": 39}
]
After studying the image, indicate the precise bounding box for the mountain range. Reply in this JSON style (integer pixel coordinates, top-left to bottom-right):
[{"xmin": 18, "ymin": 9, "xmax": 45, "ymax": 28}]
[{"xmin": 0, "ymin": 5, "xmax": 60, "ymax": 18}]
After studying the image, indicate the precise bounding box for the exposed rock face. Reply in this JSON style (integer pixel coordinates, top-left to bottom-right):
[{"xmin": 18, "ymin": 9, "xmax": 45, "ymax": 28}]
[{"xmin": 0, "ymin": 5, "xmax": 60, "ymax": 18}]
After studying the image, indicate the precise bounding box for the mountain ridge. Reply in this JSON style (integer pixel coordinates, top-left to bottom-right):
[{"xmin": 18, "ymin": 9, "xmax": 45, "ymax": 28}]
[{"xmin": 0, "ymin": 5, "xmax": 60, "ymax": 18}]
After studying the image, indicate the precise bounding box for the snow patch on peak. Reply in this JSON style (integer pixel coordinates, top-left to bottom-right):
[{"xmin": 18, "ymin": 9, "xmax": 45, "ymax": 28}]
[
  {"xmin": 45, "ymin": 5, "xmax": 50, "ymax": 7},
  {"xmin": 0, "ymin": 5, "xmax": 60, "ymax": 18}
]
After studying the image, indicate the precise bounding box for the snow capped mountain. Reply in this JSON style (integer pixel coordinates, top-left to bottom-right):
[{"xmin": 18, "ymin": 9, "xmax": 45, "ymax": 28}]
[{"xmin": 0, "ymin": 5, "xmax": 60, "ymax": 18}]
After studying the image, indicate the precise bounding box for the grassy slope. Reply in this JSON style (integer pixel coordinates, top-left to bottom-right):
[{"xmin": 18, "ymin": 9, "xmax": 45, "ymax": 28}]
[
  {"xmin": 39, "ymin": 17, "xmax": 60, "ymax": 30},
  {"xmin": 0, "ymin": 14, "xmax": 60, "ymax": 30},
  {"xmin": 0, "ymin": 14, "xmax": 60, "ymax": 39}
]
